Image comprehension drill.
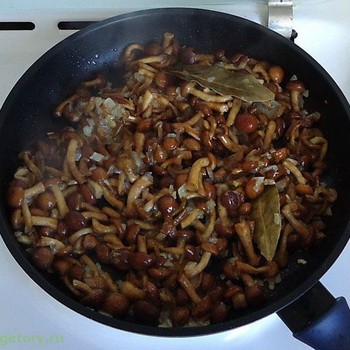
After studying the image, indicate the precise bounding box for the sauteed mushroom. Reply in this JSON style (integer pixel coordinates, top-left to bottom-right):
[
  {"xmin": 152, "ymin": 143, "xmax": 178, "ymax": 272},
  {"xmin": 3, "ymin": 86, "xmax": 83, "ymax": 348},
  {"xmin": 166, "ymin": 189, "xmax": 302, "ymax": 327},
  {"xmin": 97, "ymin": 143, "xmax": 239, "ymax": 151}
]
[{"xmin": 7, "ymin": 32, "xmax": 337, "ymax": 327}]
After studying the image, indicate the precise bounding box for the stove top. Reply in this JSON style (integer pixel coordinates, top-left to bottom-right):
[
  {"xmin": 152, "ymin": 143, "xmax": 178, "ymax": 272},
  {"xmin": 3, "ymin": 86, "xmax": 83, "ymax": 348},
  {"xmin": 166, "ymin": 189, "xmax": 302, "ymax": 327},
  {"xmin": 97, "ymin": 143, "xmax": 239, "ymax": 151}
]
[{"xmin": 1, "ymin": 1, "xmax": 349, "ymax": 349}]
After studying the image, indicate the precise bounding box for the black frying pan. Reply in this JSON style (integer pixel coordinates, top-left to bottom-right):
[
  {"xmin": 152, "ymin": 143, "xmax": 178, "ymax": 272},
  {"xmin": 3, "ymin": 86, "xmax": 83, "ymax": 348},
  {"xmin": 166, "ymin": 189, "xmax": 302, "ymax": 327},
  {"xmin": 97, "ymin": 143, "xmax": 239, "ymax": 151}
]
[{"xmin": 1, "ymin": 8, "xmax": 350, "ymax": 349}]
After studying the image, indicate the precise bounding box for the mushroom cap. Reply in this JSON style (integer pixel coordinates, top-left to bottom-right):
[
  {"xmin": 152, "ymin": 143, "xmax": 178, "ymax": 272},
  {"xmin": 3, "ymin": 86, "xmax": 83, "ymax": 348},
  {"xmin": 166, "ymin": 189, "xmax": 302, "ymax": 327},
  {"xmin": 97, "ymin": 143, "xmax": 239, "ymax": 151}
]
[
  {"xmin": 286, "ymin": 80, "xmax": 306, "ymax": 92},
  {"xmin": 180, "ymin": 81, "xmax": 195, "ymax": 97}
]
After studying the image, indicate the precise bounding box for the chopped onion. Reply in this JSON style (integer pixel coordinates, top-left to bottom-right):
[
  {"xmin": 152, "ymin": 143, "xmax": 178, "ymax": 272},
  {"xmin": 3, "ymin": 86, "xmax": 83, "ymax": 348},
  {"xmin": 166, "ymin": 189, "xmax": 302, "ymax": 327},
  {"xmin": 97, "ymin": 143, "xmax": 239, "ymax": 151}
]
[
  {"xmin": 14, "ymin": 231, "xmax": 23, "ymax": 237},
  {"xmin": 107, "ymin": 165, "xmax": 120, "ymax": 175},
  {"xmin": 111, "ymin": 105, "xmax": 124, "ymax": 119},
  {"xmin": 253, "ymin": 177, "xmax": 265, "ymax": 192},
  {"xmin": 134, "ymin": 72, "xmax": 145, "ymax": 83},
  {"xmin": 83, "ymin": 125, "xmax": 93, "ymax": 137},
  {"xmin": 254, "ymin": 101, "xmax": 281, "ymax": 119},
  {"xmin": 276, "ymin": 177, "xmax": 289, "ymax": 191},
  {"xmin": 132, "ymin": 151, "xmax": 145, "ymax": 172},
  {"xmin": 286, "ymin": 157, "xmax": 298, "ymax": 165},
  {"xmin": 165, "ymin": 132, "xmax": 177, "ymax": 139},
  {"xmin": 94, "ymin": 97, "xmax": 104, "ymax": 107},
  {"xmin": 261, "ymin": 165, "xmax": 278, "ymax": 173},
  {"xmin": 75, "ymin": 148, "xmax": 82, "ymax": 161},
  {"xmin": 103, "ymin": 97, "xmax": 116, "ymax": 111},
  {"xmin": 87, "ymin": 180, "xmax": 103, "ymax": 199},
  {"xmin": 144, "ymin": 172, "xmax": 154, "ymax": 183},
  {"xmin": 206, "ymin": 167, "xmax": 215, "ymax": 182},
  {"xmin": 324, "ymin": 207, "xmax": 332, "ymax": 216},
  {"xmin": 89, "ymin": 152, "xmax": 106, "ymax": 163},
  {"xmin": 163, "ymin": 260, "xmax": 174, "ymax": 267},
  {"xmin": 207, "ymin": 199, "xmax": 217, "ymax": 210}
]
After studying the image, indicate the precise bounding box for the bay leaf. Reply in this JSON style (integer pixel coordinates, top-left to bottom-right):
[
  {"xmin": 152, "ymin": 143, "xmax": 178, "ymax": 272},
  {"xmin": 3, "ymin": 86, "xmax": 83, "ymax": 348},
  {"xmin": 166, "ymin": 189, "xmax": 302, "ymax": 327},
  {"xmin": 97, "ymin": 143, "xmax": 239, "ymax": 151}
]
[
  {"xmin": 166, "ymin": 64, "xmax": 275, "ymax": 102},
  {"xmin": 251, "ymin": 185, "xmax": 281, "ymax": 261}
]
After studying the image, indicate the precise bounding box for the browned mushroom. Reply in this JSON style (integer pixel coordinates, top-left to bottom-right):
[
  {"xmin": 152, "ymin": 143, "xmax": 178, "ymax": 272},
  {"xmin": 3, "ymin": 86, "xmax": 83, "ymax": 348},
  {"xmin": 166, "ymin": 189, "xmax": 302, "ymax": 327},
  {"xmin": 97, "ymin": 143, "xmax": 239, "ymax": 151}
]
[
  {"xmin": 6, "ymin": 32, "xmax": 337, "ymax": 328},
  {"xmin": 286, "ymin": 80, "xmax": 306, "ymax": 112}
]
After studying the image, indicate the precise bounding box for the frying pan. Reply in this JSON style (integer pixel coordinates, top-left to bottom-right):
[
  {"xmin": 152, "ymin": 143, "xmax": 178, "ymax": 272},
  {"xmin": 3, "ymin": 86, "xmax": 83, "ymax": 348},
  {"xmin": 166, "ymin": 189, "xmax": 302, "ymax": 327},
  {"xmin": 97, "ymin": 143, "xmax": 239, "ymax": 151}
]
[{"xmin": 0, "ymin": 8, "xmax": 350, "ymax": 349}]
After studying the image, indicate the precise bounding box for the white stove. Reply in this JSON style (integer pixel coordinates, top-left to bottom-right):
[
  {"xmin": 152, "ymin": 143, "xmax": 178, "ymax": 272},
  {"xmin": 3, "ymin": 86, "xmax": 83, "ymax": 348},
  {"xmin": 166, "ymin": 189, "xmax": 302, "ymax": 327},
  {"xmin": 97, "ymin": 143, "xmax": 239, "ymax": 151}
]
[{"xmin": 1, "ymin": 1, "xmax": 350, "ymax": 349}]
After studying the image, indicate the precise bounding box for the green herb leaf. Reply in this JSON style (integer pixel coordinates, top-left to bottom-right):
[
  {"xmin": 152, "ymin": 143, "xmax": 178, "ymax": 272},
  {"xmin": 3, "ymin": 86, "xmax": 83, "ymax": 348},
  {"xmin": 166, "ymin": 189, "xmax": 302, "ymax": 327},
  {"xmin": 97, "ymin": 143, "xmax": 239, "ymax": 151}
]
[
  {"xmin": 251, "ymin": 185, "xmax": 281, "ymax": 261},
  {"xmin": 167, "ymin": 64, "xmax": 275, "ymax": 102}
]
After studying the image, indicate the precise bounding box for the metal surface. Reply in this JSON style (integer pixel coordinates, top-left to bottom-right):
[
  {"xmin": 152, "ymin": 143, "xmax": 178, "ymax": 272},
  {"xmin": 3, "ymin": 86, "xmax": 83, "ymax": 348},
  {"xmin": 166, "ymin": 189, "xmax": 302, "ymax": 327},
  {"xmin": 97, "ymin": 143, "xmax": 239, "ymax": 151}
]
[{"xmin": 268, "ymin": 0, "xmax": 294, "ymax": 38}]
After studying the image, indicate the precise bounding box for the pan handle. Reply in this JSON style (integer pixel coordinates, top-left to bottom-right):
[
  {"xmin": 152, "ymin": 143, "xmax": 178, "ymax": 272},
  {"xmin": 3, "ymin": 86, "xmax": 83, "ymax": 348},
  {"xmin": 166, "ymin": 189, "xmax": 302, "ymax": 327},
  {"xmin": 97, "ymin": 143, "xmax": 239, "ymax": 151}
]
[{"xmin": 278, "ymin": 282, "xmax": 350, "ymax": 350}]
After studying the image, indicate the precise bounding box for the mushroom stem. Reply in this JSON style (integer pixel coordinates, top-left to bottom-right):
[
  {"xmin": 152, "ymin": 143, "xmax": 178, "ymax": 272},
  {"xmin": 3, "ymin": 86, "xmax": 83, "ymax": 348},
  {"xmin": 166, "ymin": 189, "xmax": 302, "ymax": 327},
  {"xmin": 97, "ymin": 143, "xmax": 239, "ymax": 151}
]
[
  {"xmin": 234, "ymin": 221, "xmax": 260, "ymax": 267},
  {"xmin": 31, "ymin": 216, "xmax": 58, "ymax": 229},
  {"xmin": 263, "ymin": 120, "xmax": 276, "ymax": 150},
  {"xmin": 178, "ymin": 273, "xmax": 201, "ymax": 304},
  {"xmin": 282, "ymin": 202, "xmax": 312, "ymax": 239},
  {"xmin": 51, "ymin": 184, "xmax": 69, "ymax": 218},
  {"xmin": 226, "ymin": 98, "xmax": 242, "ymax": 126},
  {"xmin": 181, "ymin": 81, "xmax": 232, "ymax": 103},
  {"xmin": 283, "ymin": 159, "xmax": 307, "ymax": 184},
  {"xmin": 184, "ymin": 251, "xmax": 212, "ymax": 278},
  {"xmin": 186, "ymin": 157, "xmax": 210, "ymax": 193},
  {"xmin": 92, "ymin": 219, "xmax": 117, "ymax": 234},
  {"xmin": 66, "ymin": 138, "xmax": 86, "ymax": 184},
  {"xmin": 125, "ymin": 175, "xmax": 153, "ymax": 212}
]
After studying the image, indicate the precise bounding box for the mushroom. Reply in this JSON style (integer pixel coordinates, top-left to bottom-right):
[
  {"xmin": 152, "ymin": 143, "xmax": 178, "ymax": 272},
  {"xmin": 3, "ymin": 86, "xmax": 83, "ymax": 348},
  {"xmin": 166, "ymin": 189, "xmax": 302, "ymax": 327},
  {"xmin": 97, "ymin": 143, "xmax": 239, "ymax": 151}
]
[
  {"xmin": 178, "ymin": 273, "xmax": 201, "ymax": 304},
  {"xmin": 125, "ymin": 174, "xmax": 153, "ymax": 213},
  {"xmin": 21, "ymin": 201, "xmax": 33, "ymax": 231},
  {"xmin": 286, "ymin": 80, "xmax": 306, "ymax": 112},
  {"xmin": 115, "ymin": 154, "xmax": 139, "ymax": 183},
  {"xmin": 184, "ymin": 251, "xmax": 212, "ymax": 278},
  {"xmin": 54, "ymin": 93, "xmax": 81, "ymax": 118},
  {"xmin": 224, "ymin": 284, "xmax": 248, "ymax": 309},
  {"xmin": 309, "ymin": 136, "xmax": 328, "ymax": 162},
  {"xmin": 66, "ymin": 138, "xmax": 86, "ymax": 185},
  {"xmin": 81, "ymin": 75, "xmax": 107, "ymax": 89},
  {"xmin": 137, "ymin": 54, "xmax": 169, "ymax": 66},
  {"xmin": 275, "ymin": 223, "xmax": 294, "ymax": 267},
  {"xmin": 180, "ymin": 81, "xmax": 232, "ymax": 103},
  {"xmin": 226, "ymin": 98, "xmax": 242, "ymax": 126},
  {"xmin": 252, "ymin": 61, "xmax": 270, "ymax": 82},
  {"xmin": 233, "ymin": 260, "xmax": 280, "ymax": 278},
  {"xmin": 186, "ymin": 157, "xmax": 210, "ymax": 194},
  {"xmin": 8, "ymin": 181, "xmax": 44, "ymax": 208},
  {"xmin": 282, "ymin": 201, "xmax": 313, "ymax": 239},
  {"xmin": 120, "ymin": 281, "xmax": 145, "ymax": 300},
  {"xmin": 50, "ymin": 184, "xmax": 70, "ymax": 218},
  {"xmin": 263, "ymin": 120, "xmax": 276, "ymax": 150},
  {"xmin": 123, "ymin": 43, "xmax": 144, "ymax": 62},
  {"xmin": 241, "ymin": 273, "xmax": 266, "ymax": 307},
  {"xmin": 92, "ymin": 219, "xmax": 117, "ymax": 234},
  {"xmin": 268, "ymin": 65, "xmax": 285, "ymax": 84},
  {"xmin": 37, "ymin": 236, "xmax": 66, "ymax": 252},
  {"xmin": 162, "ymin": 32, "xmax": 175, "ymax": 51},
  {"xmin": 101, "ymin": 185, "xmax": 125, "ymax": 210},
  {"xmin": 201, "ymin": 208, "xmax": 216, "ymax": 240},
  {"xmin": 283, "ymin": 159, "xmax": 307, "ymax": 184},
  {"xmin": 31, "ymin": 216, "xmax": 58, "ymax": 229},
  {"xmin": 217, "ymin": 133, "xmax": 241, "ymax": 153},
  {"xmin": 81, "ymin": 211, "xmax": 108, "ymax": 222},
  {"xmin": 234, "ymin": 221, "xmax": 260, "ymax": 267},
  {"xmin": 19, "ymin": 151, "xmax": 43, "ymax": 180}
]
